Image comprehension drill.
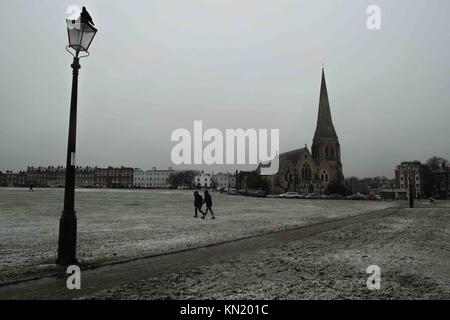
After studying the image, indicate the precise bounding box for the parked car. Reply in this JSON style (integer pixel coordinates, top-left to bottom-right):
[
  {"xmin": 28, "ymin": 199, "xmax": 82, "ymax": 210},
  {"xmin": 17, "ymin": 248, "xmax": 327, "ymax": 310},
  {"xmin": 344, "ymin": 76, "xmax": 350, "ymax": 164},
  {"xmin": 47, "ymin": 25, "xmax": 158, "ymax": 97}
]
[
  {"xmin": 238, "ymin": 189, "xmax": 247, "ymax": 196},
  {"xmin": 278, "ymin": 192, "xmax": 300, "ymax": 199},
  {"xmin": 305, "ymin": 193, "xmax": 321, "ymax": 199},
  {"xmin": 218, "ymin": 187, "xmax": 230, "ymax": 193},
  {"xmin": 328, "ymin": 193, "xmax": 344, "ymax": 200},
  {"xmin": 248, "ymin": 189, "xmax": 267, "ymax": 198},
  {"xmin": 320, "ymin": 194, "xmax": 329, "ymax": 199},
  {"xmin": 227, "ymin": 188, "xmax": 237, "ymax": 195},
  {"xmin": 351, "ymin": 193, "xmax": 366, "ymax": 200},
  {"xmin": 367, "ymin": 194, "xmax": 378, "ymax": 201}
]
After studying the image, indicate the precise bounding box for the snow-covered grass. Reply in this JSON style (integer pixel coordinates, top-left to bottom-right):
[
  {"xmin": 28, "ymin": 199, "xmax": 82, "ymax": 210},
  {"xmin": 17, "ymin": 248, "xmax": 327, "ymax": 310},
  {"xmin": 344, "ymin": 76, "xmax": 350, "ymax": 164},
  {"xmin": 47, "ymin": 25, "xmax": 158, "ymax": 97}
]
[
  {"xmin": 0, "ymin": 188, "xmax": 395, "ymax": 284},
  {"xmin": 83, "ymin": 206, "xmax": 450, "ymax": 300}
]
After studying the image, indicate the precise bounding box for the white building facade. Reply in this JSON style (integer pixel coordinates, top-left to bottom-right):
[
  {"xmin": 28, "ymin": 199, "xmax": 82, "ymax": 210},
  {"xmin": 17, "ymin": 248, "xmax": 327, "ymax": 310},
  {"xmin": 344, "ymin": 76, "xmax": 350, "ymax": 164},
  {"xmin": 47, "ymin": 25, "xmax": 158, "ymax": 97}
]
[
  {"xmin": 194, "ymin": 172, "xmax": 212, "ymax": 188},
  {"xmin": 134, "ymin": 167, "xmax": 175, "ymax": 188},
  {"xmin": 395, "ymin": 161, "xmax": 427, "ymax": 198},
  {"xmin": 213, "ymin": 172, "xmax": 236, "ymax": 190}
]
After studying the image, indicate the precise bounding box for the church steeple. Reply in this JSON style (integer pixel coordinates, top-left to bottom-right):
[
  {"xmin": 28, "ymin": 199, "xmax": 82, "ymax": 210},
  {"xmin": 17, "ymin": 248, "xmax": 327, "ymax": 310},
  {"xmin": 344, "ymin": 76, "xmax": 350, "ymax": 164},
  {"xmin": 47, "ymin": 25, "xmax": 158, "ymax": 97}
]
[
  {"xmin": 313, "ymin": 67, "xmax": 337, "ymax": 139},
  {"xmin": 311, "ymin": 67, "xmax": 344, "ymax": 184}
]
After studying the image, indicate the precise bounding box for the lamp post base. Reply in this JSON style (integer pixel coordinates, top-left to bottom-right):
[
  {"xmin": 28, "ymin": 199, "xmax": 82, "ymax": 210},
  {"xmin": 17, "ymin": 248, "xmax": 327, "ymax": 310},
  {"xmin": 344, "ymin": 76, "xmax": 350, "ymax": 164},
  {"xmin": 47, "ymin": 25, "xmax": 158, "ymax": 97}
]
[{"xmin": 56, "ymin": 213, "xmax": 78, "ymax": 266}]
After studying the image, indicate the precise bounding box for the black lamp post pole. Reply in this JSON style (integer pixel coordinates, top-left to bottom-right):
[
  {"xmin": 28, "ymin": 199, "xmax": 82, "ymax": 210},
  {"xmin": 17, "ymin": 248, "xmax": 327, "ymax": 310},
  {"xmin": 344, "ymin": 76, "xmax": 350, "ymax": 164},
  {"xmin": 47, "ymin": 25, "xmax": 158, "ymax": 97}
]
[
  {"xmin": 56, "ymin": 56, "xmax": 80, "ymax": 266},
  {"xmin": 444, "ymin": 164, "xmax": 448, "ymax": 199},
  {"xmin": 245, "ymin": 176, "xmax": 248, "ymax": 196},
  {"xmin": 409, "ymin": 165, "xmax": 414, "ymax": 208}
]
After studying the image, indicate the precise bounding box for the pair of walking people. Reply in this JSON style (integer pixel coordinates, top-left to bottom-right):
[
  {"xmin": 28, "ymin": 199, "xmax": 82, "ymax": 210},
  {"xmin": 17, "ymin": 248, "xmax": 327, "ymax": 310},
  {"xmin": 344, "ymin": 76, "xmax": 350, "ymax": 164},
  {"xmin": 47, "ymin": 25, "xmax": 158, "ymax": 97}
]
[{"xmin": 193, "ymin": 190, "xmax": 215, "ymax": 219}]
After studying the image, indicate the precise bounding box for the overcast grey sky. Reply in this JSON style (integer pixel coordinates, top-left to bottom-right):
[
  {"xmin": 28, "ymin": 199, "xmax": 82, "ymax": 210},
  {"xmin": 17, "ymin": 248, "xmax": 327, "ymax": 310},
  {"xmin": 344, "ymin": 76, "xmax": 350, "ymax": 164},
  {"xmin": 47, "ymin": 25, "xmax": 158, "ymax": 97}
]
[{"xmin": 0, "ymin": 0, "xmax": 449, "ymax": 178}]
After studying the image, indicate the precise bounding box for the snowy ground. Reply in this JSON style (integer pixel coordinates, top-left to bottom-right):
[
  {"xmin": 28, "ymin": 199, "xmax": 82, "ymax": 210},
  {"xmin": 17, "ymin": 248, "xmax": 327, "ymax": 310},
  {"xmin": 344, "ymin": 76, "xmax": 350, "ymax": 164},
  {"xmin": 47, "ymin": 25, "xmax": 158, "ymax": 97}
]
[
  {"xmin": 82, "ymin": 204, "xmax": 450, "ymax": 300},
  {"xmin": 0, "ymin": 188, "xmax": 395, "ymax": 284}
]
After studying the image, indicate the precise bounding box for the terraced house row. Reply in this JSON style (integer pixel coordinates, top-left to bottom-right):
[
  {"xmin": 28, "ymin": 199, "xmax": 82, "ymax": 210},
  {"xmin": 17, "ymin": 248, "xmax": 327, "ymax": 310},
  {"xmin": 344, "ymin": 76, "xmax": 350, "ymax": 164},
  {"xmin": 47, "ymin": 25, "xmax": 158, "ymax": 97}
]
[{"xmin": 0, "ymin": 166, "xmax": 134, "ymax": 189}]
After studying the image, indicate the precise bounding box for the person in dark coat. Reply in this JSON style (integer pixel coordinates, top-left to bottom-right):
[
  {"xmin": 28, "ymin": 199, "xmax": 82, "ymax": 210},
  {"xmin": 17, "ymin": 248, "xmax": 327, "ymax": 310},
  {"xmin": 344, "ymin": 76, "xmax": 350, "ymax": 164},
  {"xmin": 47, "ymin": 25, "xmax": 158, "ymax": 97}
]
[
  {"xmin": 193, "ymin": 191, "xmax": 204, "ymax": 218},
  {"xmin": 202, "ymin": 190, "xmax": 215, "ymax": 219}
]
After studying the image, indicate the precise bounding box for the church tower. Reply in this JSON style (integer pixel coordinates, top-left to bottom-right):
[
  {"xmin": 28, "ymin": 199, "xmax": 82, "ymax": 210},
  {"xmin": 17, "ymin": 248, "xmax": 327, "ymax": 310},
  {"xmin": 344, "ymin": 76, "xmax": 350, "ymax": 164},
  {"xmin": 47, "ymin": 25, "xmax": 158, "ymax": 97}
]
[{"xmin": 311, "ymin": 67, "xmax": 344, "ymax": 184}]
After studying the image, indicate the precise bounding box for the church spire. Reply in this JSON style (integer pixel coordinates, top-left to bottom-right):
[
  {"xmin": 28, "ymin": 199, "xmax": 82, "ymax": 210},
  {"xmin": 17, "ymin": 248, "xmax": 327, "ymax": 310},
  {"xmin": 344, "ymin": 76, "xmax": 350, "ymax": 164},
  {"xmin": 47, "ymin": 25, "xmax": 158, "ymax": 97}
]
[{"xmin": 313, "ymin": 67, "xmax": 337, "ymax": 139}]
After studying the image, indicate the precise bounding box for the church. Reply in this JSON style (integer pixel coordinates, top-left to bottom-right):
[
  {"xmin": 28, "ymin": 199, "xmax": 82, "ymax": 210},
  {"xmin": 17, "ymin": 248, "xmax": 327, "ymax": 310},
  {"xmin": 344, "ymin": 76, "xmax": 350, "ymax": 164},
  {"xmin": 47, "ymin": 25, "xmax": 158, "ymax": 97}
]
[{"xmin": 261, "ymin": 68, "xmax": 344, "ymax": 194}]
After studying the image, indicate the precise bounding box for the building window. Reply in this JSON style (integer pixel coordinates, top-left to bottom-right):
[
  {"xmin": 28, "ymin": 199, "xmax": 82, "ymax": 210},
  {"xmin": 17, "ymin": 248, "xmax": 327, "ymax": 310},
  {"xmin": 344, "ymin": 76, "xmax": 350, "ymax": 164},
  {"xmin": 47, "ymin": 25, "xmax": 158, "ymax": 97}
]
[
  {"xmin": 301, "ymin": 163, "xmax": 311, "ymax": 180},
  {"xmin": 320, "ymin": 170, "xmax": 328, "ymax": 182}
]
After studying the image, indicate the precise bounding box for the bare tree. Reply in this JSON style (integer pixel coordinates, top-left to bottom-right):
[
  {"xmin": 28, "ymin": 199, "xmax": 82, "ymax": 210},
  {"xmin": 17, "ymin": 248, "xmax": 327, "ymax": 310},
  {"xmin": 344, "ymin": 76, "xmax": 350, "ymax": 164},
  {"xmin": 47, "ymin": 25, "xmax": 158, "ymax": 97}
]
[
  {"xmin": 275, "ymin": 170, "xmax": 292, "ymax": 193},
  {"xmin": 427, "ymin": 156, "xmax": 448, "ymax": 170},
  {"xmin": 168, "ymin": 170, "xmax": 199, "ymax": 189},
  {"xmin": 426, "ymin": 156, "xmax": 449, "ymax": 197},
  {"xmin": 291, "ymin": 171, "xmax": 300, "ymax": 192}
]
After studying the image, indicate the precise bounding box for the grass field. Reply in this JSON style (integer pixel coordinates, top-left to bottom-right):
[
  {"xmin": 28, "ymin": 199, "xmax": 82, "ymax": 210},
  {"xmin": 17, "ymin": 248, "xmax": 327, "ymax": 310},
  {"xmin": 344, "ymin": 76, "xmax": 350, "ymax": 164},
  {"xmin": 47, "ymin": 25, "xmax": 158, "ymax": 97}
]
[
  {"xmin": 84, "ymin": 205, "xmax": 450, "ymax": 300},
  {"xmin": 0, "ymin": 187, "xmax": 395, "ymax": 284}
]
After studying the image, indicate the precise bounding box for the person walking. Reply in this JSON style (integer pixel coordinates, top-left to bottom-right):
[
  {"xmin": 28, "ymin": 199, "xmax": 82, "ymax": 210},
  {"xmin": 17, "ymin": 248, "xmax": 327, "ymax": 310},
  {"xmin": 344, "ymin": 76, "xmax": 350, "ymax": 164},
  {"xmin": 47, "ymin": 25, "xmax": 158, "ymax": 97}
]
[
  {"xmin": 202, "ymin": 190, "xmax": 215, "ymax": 219},
  {"xmin": 193, "ymin": 191, "xmax": 204, "ymax": 218}
]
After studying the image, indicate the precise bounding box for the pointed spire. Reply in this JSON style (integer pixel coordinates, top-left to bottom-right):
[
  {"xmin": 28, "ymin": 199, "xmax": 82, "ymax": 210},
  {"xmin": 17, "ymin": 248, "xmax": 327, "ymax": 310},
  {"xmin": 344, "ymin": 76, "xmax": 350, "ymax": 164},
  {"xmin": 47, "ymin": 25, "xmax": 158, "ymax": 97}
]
[{"xmin": 313, "ymin": 66, "xmax": 337, "ymax": 139}]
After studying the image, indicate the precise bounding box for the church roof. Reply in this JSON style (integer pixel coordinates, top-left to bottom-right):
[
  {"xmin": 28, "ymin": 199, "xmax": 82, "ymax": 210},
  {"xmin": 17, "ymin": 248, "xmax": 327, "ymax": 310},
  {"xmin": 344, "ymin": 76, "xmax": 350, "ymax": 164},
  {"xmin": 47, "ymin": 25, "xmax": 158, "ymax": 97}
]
[
  {"xmin": 279, "ymin": 147, "xmax": 308, "ymax": 164},
  {"xmin": 313, "ymin": 68, "xmax": 338, "ymax": 139}
]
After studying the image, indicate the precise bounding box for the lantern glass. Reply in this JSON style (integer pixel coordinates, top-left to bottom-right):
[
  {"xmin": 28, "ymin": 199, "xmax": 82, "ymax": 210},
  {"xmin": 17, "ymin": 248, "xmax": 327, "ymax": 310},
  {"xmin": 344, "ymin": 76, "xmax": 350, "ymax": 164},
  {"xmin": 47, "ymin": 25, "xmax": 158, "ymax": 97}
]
[{"xmin": 67, "ymin": 18, "xmax": 97, "ymax": 53}]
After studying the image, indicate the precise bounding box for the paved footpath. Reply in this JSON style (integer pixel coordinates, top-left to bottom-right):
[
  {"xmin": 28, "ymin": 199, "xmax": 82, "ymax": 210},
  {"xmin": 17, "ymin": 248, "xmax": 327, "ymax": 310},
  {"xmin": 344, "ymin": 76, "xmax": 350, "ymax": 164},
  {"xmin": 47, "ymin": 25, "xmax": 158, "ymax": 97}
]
[{"xmin": 0, "ymin": 207, "xmax": 398, "ymax": 300}]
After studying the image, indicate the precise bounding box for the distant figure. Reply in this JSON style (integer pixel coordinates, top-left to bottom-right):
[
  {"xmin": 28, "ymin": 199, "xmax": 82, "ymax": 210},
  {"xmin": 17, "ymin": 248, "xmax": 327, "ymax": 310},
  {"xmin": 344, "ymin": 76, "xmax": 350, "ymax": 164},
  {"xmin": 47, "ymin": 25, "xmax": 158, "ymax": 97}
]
[
  {"xmin": 202, "ymin": 190, "xmax": 215, "ymax": 219},
  {"xmin": 29, "ymin": 183, "xmax": 34, "ymax": 192},
  {"xmin": 430, "ymin": 197, "xmax": 434, "ymax": 203},
  {"xmin": 81, "ymin": 7, "xmax": 94, "ymax": 26},
  {"xmin": 193, "ymin": 191, "xmax": 204, "ymax": 218}
]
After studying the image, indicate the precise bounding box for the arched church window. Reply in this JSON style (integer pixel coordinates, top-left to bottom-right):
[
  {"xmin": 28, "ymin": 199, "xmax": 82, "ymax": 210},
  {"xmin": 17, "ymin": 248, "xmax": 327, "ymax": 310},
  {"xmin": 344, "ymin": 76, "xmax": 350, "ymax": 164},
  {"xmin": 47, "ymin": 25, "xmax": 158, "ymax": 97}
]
[
  {"xmin": 321, "ymin": 170, "xmax": 329, "ymax": 182},
  {"xmin": 302, "ymin": 163, "xmax": 311, "ymax": 180}
]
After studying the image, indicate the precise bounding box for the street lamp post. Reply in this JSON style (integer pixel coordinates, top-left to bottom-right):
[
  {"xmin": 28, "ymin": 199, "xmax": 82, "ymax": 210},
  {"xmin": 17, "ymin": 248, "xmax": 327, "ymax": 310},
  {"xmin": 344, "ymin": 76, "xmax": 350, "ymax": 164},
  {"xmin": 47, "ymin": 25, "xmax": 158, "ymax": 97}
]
[
  {"xmin": 244, "ymin": 176, "xmax": 248, "ymax": 196},
  {"xmin": 56, "ymin": 10, "xmax": 97, "ymax": 266},
  {"xmin": 446, "ymin": 165, "xmax": 449, "ymax": 200},
  {"xmin": 409, "ymin": 164, "xmax": 414, "ymax": 208},
  {"xmin": 443, "ymin": 163, "xmax": 449, "ymax": 200}
]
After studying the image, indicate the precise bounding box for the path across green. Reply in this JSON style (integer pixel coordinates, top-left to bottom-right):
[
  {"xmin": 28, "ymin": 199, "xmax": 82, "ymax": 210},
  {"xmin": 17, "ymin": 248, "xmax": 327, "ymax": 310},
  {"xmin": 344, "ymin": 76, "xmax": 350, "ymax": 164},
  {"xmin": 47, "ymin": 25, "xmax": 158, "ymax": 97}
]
[{"xmin": 0, "ymin": 207, "xmax": 398, "ymax": 300}]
